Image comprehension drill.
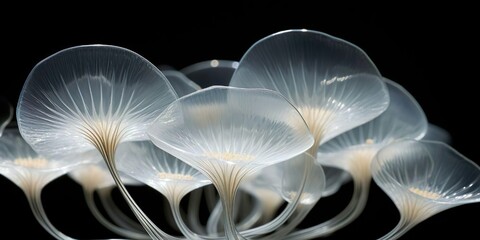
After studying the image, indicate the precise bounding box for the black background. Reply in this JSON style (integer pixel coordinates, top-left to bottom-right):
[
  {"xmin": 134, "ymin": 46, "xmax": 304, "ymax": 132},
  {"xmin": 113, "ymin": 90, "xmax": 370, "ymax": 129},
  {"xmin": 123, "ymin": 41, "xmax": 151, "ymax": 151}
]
[{"xmin": 1, "ymin": 3, "xmax": 478, "ymax": 239}]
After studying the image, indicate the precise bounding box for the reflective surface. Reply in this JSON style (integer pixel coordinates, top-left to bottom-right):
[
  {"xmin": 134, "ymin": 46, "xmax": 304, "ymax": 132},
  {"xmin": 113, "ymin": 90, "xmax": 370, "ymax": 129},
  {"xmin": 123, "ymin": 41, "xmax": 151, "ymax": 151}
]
[{"xmin": 1, "ymin": 14, "xmax": 478, "ymax": 239}]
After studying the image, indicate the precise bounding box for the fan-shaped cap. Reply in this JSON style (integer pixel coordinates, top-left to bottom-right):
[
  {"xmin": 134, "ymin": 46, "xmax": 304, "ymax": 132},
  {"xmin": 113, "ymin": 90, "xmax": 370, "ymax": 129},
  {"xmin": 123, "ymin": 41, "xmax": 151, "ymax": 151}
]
[
  {"xmin": 242, "ymin": 153, "xmax": 327, "ymax": 203},
  {"xmin": 147, "ymin": 86, "xmax": 314, "ymax": 173},
  {"xmin": 278, "ymin": 153, "xmax": 325, "ymax": 205},
  {"xmin": 317, "ymin": 77, "xmax": 427, "ymax": 169},
  {"xmin": 16, "ymin": 44, "xmax": 178, "ymax": 159},
  {"xmin": 0, "ymin": 128, "xmax": 91, "ymax": 188},
  {"xmin": 372, "ymin": 140, "xmax": 480, "ymax": 207},
  {"xmin": 116, "ymin": 141, "xmax": 210, "ymax": 198},
  {"xmin": 230, "ymin": 29, "xmax": 389, "ymax": 145}
]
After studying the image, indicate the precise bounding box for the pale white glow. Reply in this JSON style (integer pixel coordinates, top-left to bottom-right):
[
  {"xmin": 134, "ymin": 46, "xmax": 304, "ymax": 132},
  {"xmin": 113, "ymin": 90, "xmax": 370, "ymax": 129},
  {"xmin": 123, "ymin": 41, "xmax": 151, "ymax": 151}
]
[
  {"xmin": 210, "ymin": 59, "xmax": 220, "ymax": 67},
  {"xmin": 204, "ymin": 152, "xmax": 256, "ymax": 162}
]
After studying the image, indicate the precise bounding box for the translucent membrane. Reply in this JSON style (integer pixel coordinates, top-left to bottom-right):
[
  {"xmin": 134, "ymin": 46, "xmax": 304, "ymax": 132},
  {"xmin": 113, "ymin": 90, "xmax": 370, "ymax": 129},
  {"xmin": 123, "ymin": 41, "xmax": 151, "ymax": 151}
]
[
  {"xmin": 287, "ymin": 78, "xmax": 427, "ymax": 239},
  {"xmin": 5, "ymin": 28, "xmax": 475, "ymax": 240},
  {"xmin": 96, "ymin": 187, "xmax": 146, "ymax": 234},
  {"xmin": 258, "ymin": 153, "xmax": 325, "ymax": 239},
  {"xmin": 320, "ymin": 166, "xmax": 351, "ymax": 197},
  {"xmin": 162, "ymin": 69, "xmax": 202, "ymax": 97},
  {"xmin": 0, "ymin": 128, "xmax": 91, "ymax": 239},
  {"xmin": 148, "ymin": 86, "xmax": 314, "ymax": 239},
  {"xmin": 181, "ymin": 59, "xmax": 239, "ymax": 87},
  {"xmin": 186, "ymin": 187, "xmax": 210, "ymax": 234},
  {"xmin": 68, "ymin": 158, "xmax": 149, "ymax": 239},
  {"xmin": 229, "ymin": 29, "xmax": 389, "ymax": 238},
  {"xmin": 372, "ymin": 140, "xmax": 480, "ymax": 240},
  {"xmin": 0, "ymin": 96, "xmax": 13, "ymax": 136},
  {"xmin": 229, "ymin": 29, "xmax": 389, "ymax": 150},
  {"xmin": 116, "ymin": 140, "xmax": 211, "ymax": 239},
  {"xmin": 205, "ymin": 189, "xmax": 264, "ymax": 235},
  {"xmin": 204, "ymin": 153, "xmax": 324, "ymax": 238},
  {"xmin": 239, "ymin": 162, "xmax": 291, "ymax": 227},
  {"xmin": 423, "ymin": 123, "xmax": 452, "ymax": 144},
  {"xmin": 16, "ymin": 45, "xmax": 178, "ymax": 239}
]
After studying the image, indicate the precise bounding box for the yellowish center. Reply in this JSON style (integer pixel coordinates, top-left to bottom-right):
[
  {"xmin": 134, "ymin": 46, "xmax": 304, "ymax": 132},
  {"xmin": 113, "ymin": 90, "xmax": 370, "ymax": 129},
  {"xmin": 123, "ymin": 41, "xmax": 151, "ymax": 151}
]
[
  {"xmin": 296, "ymin": 106, "xmax": 334, "ymax": 145},
  {"xmin": 409, "ymin": 187, "xmax": 441, "ymax": 199},
  {"xmin": 158, "ymin": 172, "xmax": 194, "ymax": 181},
  {"xmin": 14, "ymin": 157, "xmax": 49, "ymax": 169}
]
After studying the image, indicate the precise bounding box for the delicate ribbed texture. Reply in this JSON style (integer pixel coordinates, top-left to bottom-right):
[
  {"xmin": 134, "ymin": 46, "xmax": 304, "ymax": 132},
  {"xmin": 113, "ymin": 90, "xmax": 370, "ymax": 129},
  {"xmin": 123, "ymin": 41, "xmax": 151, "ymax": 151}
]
[
  {"xmin": 230, "ymin": 29, "xmax": 389, "ymax": 147},
  {"xmin": 0, "ymin": 128, "xmax": 89, "ymax": 188},
  {"xmin": 278, "ymin": 154, "xmax": 325, "ymax": 206},
  {"xmin": 67, "ymin": 149, "xmax": 147, "ymax": 240},
  {"xmin": 284, "ymin": 77, "xmax": 428, "ymax": 239},
  {"xmin": 16, "ymin": 44, "xmax": 178, "ymax": 160},
  {"xmin": 227, "ymin": 153, "xmax": 326, "ymax": 240},
  {"xmin": 372, "ymin": 140, "xmax": 480, "ymax": 239},
  {"xmin": 116, "ymin": 140, "xmax": 212, "ymax": 239},
  {"xmin": 16, "ymin": 44, "xmax": 180, "ymax": 240},
  {"xmin": 318, "ymin": 77, "xmax": 428, "ymax": 171},
  {"xmin": 148, "ymin": 86, "xmax": 314, "ymax": 172},
  {"xmin": 116, "ymin": 140, "xmax": 211, "ymax": 200},
  {"xmin": 68, "ymin": 155, "xmax": 142, "ymax": 191},
  {"xmin": 373, "ymin": 140, "xmax": 480, "ymax": 205},
  {"xmin": 148, "ymin": 86, "xmax": 313, "ymax": 239},
  {"xmin": 240, "ymin": 168, "xmax": 285, "ymax": 222},
  {"xmin": 242, "ymin": 153, "xmax": 325, "ymax": 205},
  {"xmin": 0, "ymin": 128, "xmax": 91, "ymax": 240}
]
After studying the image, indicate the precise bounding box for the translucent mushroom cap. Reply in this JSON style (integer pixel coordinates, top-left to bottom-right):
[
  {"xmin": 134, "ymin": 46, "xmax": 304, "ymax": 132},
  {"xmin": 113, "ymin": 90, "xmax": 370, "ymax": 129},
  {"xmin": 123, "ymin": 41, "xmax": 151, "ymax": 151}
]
[
  {"xmin": 162, "ymin": 70, "xmax": 201, "ymax": 97},
  {"xmin": 230, "ymin": 29, "xmax": 389, "ymax": 145},
  {"xmin": 278, "ymin": 153, "xmax": 326, "ymax": 205},
  {"xmin": 0, "ymin": 128, "xmax": 90, "ymax": 188},
  {"xmin": 16, "ymin": 44, "xmax": 178, "ymax": 159},
  {"xmin": 181, "ymin": 59, "xmax": 239, "ymax": 87},
  {"xmin": 423, "ymin": 123, "xmax": 452, "ymax": 144},
  {"xmin": 317, "ymin": 77, "xmax": 427, "ymax": 169},
  {"xmin": 241, "ymin": 153, "xmax": 326, "ymax": 202},
  {"xmin": 147, "ymin": 86, "xmax": 314, "ymax": 173},
  {"xmin": 372, "ymin": 140, "xmax": 480, "ymax": 208},
  {"xmin": 240, "ymin": 163, "xmax": 284, "ymax": 198},
  {"xmin": 321, "ymin": 166, "xmax": 351, "ymax": 197},
  {"xmin": 68, "ymin": 150, "xmax": 143, "ymax": 190},
  {"xmin": 116, "ymin": 140, "xmax": 211, "ymax": 197}
]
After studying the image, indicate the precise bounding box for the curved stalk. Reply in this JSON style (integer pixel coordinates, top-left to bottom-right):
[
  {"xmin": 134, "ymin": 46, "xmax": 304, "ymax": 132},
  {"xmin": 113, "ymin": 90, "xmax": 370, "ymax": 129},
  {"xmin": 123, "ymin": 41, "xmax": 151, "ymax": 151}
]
[
  {"xmin": 377, "ymin": 217, "xmax": 416, "ymax": 240},
  {"xmin": 206, "ymin": 191, "xmax": 263, "ymax": 236},
  {"xmin": 285, "ymin": 175, "xmax": 371, "ymax": 239},
  {"xmin": 27, "ymin": 187, "xmax": 75, "ymax": 240},
  {"xmin": 84, "ymin": 188, "xmax": 150, "ymax": 239},
  {"xmin": 240, "ymin": 157, "xmax": 313, "ymax": 238},
  {"xmin": 187, "ymin": 189, "xmax": 207, "ymax": 235},
  {"xmin": 98, "ymin": 187, "xmax": 145, "ymax": 232}
]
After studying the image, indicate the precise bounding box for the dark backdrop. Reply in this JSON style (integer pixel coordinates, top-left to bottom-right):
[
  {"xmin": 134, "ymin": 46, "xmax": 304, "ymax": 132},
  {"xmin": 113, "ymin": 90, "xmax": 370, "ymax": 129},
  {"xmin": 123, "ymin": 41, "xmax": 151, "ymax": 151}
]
[{"xmin": 1, "ymin": 3, "xmax": 478, "ymax": 239}]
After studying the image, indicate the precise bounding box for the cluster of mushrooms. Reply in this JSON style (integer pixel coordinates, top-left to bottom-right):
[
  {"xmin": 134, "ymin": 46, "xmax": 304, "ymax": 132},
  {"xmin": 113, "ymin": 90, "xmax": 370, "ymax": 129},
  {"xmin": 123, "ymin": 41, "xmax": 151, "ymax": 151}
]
[{"xmin": 0, "ymin": 29, "xmax": 479, "ymax": 240}]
